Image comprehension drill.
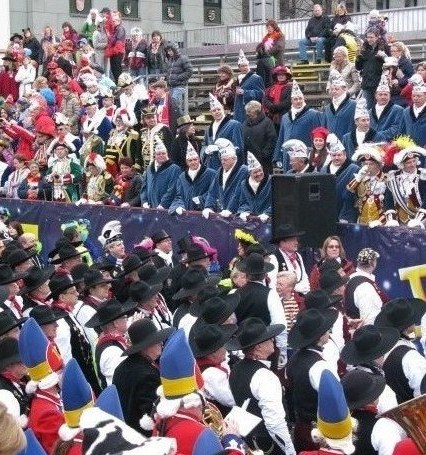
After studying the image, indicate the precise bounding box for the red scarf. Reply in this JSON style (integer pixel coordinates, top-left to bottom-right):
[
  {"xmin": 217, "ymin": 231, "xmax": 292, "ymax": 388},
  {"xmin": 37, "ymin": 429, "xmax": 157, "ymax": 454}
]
[{"xmin": 97, "ymin": 332, "xmax": 128, "ymax": 350}]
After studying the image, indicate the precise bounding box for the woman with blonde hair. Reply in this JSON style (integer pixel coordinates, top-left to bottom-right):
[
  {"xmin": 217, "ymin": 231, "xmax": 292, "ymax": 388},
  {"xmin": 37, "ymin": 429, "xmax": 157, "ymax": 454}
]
[
  {"xmin": 0, "ymin": 402, "xmax": 26, "ymax": 455},
  {"xmin": 326, "ymin": 3, "xmax": 351, "ymax": 61},
  {"xmin": 309, "ymin": 235, "xmax": 355, "ymax": 290},
  {"xmin": 327, "ymin": 46, "xmax": 360, "ymax": 97}
]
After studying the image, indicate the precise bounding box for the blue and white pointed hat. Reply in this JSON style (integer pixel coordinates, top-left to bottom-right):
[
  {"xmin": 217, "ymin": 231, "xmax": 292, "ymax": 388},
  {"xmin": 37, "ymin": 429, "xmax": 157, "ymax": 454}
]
[
  {"xmin": 59, "ymin": 358, "xmax": 94, "ymax": 441},
  {"xmin": 193, "ymin": 428, "xmax": 224, "ymax": 455},
  {"xmin": 160, "ymin": 329, "xmax": 197, "ymax": 399},
  {"xmin": 18, "ymin": 318, "xmax": 59, "ymax": 391},
  {"xmin": 96, "ymin": 384, "xmax": 124, "ymax": 421},
  {"xmin": 317, "ymin": 369, "xmax": 354, "ymax": 454}
]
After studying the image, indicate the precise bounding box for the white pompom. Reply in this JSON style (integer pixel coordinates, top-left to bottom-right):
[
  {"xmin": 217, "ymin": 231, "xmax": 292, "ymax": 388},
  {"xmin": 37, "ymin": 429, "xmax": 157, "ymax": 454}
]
[
  {"xmin": 139, "ymin": 414, "xmax": 155, "ymax": 431},
  {"xmin": 58, "ymin": 424, "xmax": 81, "ymax": 442}
]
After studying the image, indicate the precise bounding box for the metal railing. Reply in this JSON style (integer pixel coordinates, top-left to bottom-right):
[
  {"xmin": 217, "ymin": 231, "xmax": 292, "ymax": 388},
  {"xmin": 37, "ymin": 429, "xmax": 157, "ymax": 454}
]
[{"xmin": 161, "ymin": 6, "xmax": 426, "ymax": 50}]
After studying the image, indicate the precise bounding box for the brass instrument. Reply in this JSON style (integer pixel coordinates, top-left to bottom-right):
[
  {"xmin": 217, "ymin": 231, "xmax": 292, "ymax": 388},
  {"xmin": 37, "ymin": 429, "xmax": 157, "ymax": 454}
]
[
  {"xmin": 380, "ymin": 394, "xmax": 426, "ymax": 455},
  {"xmin": 202, "ymin": 401, "xmax": 264, "ymax": 454},
  {"xmin": 202, "ymin": 401, "xmax": 224, "ymax": 437}
]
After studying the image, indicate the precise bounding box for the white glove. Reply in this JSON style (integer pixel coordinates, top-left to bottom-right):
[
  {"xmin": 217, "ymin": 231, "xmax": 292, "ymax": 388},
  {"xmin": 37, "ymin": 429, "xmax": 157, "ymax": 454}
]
[
  {"xmin": 368, "ymin": 220, "xmax": 382, "ymax": 228},
  {"xmin": 120, "ymin": 202, "xmax": 130, "ymax": 207},
  {"xmin": 339, "ymin": 219, "xmax": 349, "ymax": 224},
  {"xmin": 175, "ymin": 206, "xmax": 185, "ymax": 215},
  {"xmin": 142, "ymin": 202, "xmax": 150, "ymax": 209},
  {"xmin": 354, "ymin": 165, "xmax": 369, "ymax": 182},
  {"xmin": 239, "ymin": 212, "xmax": 250, "ymax": 222},
  {"xmin": 407, "ymin": 218, "xmax": 425, "ymax": 229},
  {"xmin": 202, "ymin": 208, "xmax": 213, "ymax": 219},
  {"xmin": 385, "ymin": 219, "xmax": 399, "ymax": 227},
  {"xmin": 258, "ymin": 213, "xmax": 269, "ymax": 223},
  {"xmin": 204, "ymin": 145, "xmax": 219, "ymax": 155},
  {"xmin": 274, "ymin": 161, "xmax": 283, "ymax": 169},
  {"xmin": 192, "ymin": 196, "xmax": 201, "ymax": 205},
  {"xmin": 219, "ymin": 209, "xmax": 233, "ymax": 218},
  {"xmin": 384, "ymin": 210, "xmax": 399, "ymax": 227},
  {"xmin": 157, "ymin": 205, "xmax": 164, "ymax": 210}
]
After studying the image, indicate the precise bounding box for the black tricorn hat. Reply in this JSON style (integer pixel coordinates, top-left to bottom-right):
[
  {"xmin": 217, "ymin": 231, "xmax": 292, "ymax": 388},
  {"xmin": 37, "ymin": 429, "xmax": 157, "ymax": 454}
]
[
  {"xmin": 172, "ymin": 268, "xmax": 220, "ymax": 301},
  {"xmin": 29, "ymin": 305, "xmax": 67, "ymax": 326},
  {"xmin": 319, "ymin": 270, "xmax": 349, "ymax": 294},
  {"xmin": 340, "ymin": 324, "xmax": 399, "ymax": 365},
  {"xmin": 341, "ymin": 369, "xmax": 386, "ymax": 410},
  {"xmin": 116, "ymin": 254, "xmax": 143, "ymax": 278},
  {"xmin": 47, "ymin": 272, "xmax": 82, "ymax": 300},
  {"xmin": 0, "ymin": 309, "xmax": 27, "ymax": 337},
  {"xmin": 129, "ymin": 280, "xmax": 163, "ymax": 303},
  {"xmin": 18, "ymin": 265, "xmax": 54, "ymax": 295},
  {"xmin": 50, "ymin": 244, "xmax": 84, "ymax": 265},
  {"xmin": 6, "ymin": 248, "xmax": 36, "ymax": 268},
  {"xmin": 137, "ymin": 263, "xmax": 171, "ymax": 285},
  {"xmin": 125, "ymin": 318, "xmax": 175, "ymax": 355},
  {"xmin": 0, "ymin": 263, "xmax": 27, "ymax": 285},
  {"xmin": 84, "ymin": 268, "xmax": 114, "ymax": 289},
  {"xmin": 235, "ymin": 252, "xmax": 274, "ymax": 274},
  {"xmin": 270, "ymin": 224, "xmax": 305, "ymax": 244},
  {"xmin": 151, "ymin": 230, "xmax": 171, "ymax": 245},
  {"xmin": 304, "ymin": 289, "xmax": 341, "ymax": 309},
  {"xmin": 226, "ymin": 317, "xmax": 284, "ymax": 351},
  {"xmin": 132, "ymin": 246, "xmax": 158, "ymax": 263},
  {"xmin": 288, "ymin": 308, "xmax": 338, "ymax": 349},
  {"xmin": 190, "ymin": 323, "xmax": 238, "ymax": 358},
  {"xmin": 0, "ymin": 337, "xmax": 21, "ymax": 371},
  {"xmin": 85, "ymin": 297, "xmax": 138, "ymax": 328},
  {"xmin": 183, "ymin": 245, "xmax": 213, "ymax": 264},
  {"xmin": 189, "ymin": 294, "xmax": 240, "ymax": 342},
  {"xmin": 374, "ymin": 298, "xmax": 426, "ymax": 331}
]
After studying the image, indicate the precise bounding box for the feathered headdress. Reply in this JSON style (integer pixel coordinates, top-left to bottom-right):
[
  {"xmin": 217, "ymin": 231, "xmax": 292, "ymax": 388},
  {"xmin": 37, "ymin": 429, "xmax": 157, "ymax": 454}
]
[{"xmin": 383, "ymin": 135, "xmax": 416, "ymax": 167}]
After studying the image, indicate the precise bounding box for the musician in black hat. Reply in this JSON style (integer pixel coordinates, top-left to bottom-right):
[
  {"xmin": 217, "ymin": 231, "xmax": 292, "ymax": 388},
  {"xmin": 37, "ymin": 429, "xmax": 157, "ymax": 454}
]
[
  {"xmin": 269, "ymin": 224, "xmax": 310, "ymax": 295},
  {"xmin": 6, "ymin": 248, "xmax": 35, "ymax": 274},
  {"xmin": 374, "ymin": 297, "xmax": 426, "ymax": 404},
  {"xmin": 0, "ymin": 337, "xmax": 29, "ymax": 419},
  {"xmin": 29, "ymin": 305, "xmax": 67, "ymax": 345},
  {"xmin": 86, "ymin": 297, "xmax": 138, "ymax": 389},
  {"xmin": 113, "ymin": 254, "xmax": 144, "ymax": 302},
  {"xmin": 228, "ymin": 317, "xmax": 296, "ymax": 455},
  {"xmin": 171, "ymin": 267, "xmax": 220, "ymax": 333},
  {"xmin": 19, "ymin": 266, "xmax": 54, "ymax": 316},
  {"xmin": 286, "ymin": 307, "xmax": 339, "ymax": 452},
  {"xmin": 151, "ymin": 230, "xmax": 176, "ymax": 268},
  {"xmin": 0, "ymin": 264, "xmax": 28, "ymax": 318},
  {"xmin": 0, "ymin": 308, "xmax": 26, "ymax": 340},
  {"xmin": 341, "ymin": 368, "xmax": 389, "ymax": 455},
  {"xmin": 113, "ymin": 319, "xmax": 175, "ymax": 433},
  {"xmin": 73, "ymin": 268, "xmax": 114, "ymax": 353},
  {"xmin": 129, "ymin": 279, "xmax": 172, "ymax": 331},
  {"xmin": 190, "ymin": 323, "xmax": 237, "ymax": 415},
  {"xmin": 235, "ymin": 252, "xmax": 288, "ymax": 362},
  {"xmin": 50, "ymin": 244, "xmax": 84, "ymax": 273},
  {"xmin": 49, "ymin": 271, "xmax": 101, "ymax": 394}
]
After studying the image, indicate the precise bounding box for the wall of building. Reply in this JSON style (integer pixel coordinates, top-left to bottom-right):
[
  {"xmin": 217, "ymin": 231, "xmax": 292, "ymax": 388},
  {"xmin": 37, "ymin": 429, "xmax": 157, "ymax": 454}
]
[{"xmin": 8, "ymin": 0, "xmax": 243, "ymax": 40}]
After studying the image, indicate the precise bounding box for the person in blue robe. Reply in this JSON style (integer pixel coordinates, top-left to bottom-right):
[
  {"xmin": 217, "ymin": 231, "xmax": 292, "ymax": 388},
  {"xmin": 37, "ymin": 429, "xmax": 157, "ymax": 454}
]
[
  {"xmin": 202, "ymin": 142, "xmax": 248, "ymax": 218},
  {"xmin": 233, "ymin": 50, "xmax": 265, "ymax": 124},
  {"xmin": 273, "ymin": 80, "xmax": 322, "ymax": 171},
  {"xmin": 201, "ymin": 94, "xmax": 244, "ymax": 170},
  {"xmin": 140, "ymin": 141, "xmax": 181, "ymax": 209},
  {"xmin": 169, "ymin": 146, "xmax": 215, "ymax": 214},
  {"xmin": 237, "ymin": 153, "xmax": 271, "ymax": 223}
]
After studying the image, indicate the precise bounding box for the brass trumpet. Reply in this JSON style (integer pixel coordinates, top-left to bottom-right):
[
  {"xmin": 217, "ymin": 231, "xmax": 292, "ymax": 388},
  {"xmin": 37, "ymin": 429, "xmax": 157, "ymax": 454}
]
[{"xmin": 381, "ymin": 394, "xmax": 426, "ymax": 455}]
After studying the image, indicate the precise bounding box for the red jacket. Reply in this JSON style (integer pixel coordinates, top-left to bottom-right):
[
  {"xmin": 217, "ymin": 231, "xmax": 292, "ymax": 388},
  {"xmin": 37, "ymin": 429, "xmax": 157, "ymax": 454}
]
[
  {"xmin": 2, "ymin": 122, "xmax": 35, "ymax": 161},
  {"xmin": 28, "ymin": 389, "xmax": 64, "ymax": 454},
  {"xmin": 300, "ymin": 450, "xmax": 346, "ymax": 455}
]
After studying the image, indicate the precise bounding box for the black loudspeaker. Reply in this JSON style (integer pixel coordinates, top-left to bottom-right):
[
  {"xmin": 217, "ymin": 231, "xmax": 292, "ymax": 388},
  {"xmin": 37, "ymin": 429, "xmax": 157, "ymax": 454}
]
[{"xmin": 272, "ymin": 174, "xmax": 337, "ymax": 248}]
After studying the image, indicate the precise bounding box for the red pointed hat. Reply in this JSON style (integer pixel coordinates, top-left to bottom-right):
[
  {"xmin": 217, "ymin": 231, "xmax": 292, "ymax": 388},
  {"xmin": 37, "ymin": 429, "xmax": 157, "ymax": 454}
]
[{"xmin": 35, "ymin": 116, "xmax": 56, "ymax": 137}]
